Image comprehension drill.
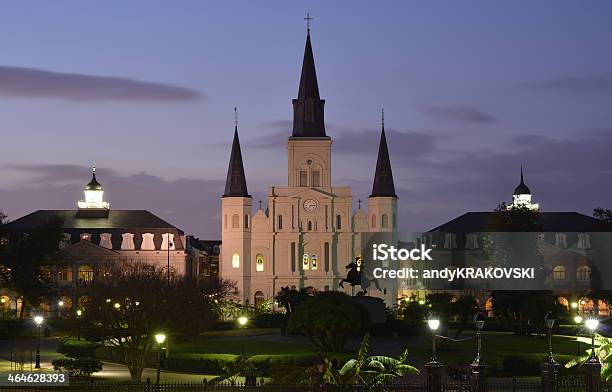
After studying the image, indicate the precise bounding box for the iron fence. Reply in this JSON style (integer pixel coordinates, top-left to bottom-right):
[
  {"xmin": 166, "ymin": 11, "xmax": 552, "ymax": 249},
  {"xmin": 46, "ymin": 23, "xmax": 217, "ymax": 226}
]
[{"xmin": 0, "ymin": 379, "xmax": 612, "ymax": 392}]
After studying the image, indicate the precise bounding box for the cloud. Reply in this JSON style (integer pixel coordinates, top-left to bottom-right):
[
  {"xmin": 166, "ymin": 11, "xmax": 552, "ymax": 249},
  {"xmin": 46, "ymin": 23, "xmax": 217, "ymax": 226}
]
[
  {"xmin": 420, "ymin": 104, "xmax": 498, "ymax": 124},
  {"xmin": 528, "ymin": 75, "xmax": 612, "ymax": 94},
  {"xmin": 0, "ymin": 66, "xmax": 203, "ymax": 102}
]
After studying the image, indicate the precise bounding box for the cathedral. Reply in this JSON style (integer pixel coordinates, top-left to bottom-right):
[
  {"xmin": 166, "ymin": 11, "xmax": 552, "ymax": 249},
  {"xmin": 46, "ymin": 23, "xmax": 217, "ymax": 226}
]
[{"xmin": 220, "ymin": 30, "xmax": 399, "ymax": 306}]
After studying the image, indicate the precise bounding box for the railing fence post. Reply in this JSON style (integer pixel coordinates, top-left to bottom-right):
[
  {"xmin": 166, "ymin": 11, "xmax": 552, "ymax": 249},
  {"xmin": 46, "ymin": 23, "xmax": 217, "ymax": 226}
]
[
  {"xmin": 425, "ymin": 360, "xmax": 443, "ymax": 392},
  {"xmin": 584, "ymin": 356, "xmax": 601, "ymax": 392},
  {"xmin": 540, "ymin": 359, "xmax": 560, "ymax": 392},
  {"xmin": 469, "ymin": 362, "xmax": 488, "ymax": 392}
]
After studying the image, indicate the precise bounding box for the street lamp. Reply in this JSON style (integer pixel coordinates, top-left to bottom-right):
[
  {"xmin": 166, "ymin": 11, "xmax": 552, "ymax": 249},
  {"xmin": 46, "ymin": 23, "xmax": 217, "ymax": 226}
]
[
  {"xmin": 585, "ymin": 317, "xmax": 599, "ymax": 360},
  {"xmin": 57, "ymin": 300, "xmax": 64, "ymax": 319},
  {"xmin": 473, "ymin": 314, "xmax": 485, "ymax": 366},
  {"xmin": 33, "ymin": 315, "xmax": 44, "ymax": 368},
  {"xmin": 1, "ymin": 297, "xmax": 6, "ymax": 320},
  {"xmin": 238, "ymin": 316, "xmax": 249, "ymax": 356},
  {"xmin": 574, "ymin": 315, "xmax": 583, "ymax": 324},
  {"xmin": 427, "ymin": 317, "xmax": 440, "ymax": 362},
  {"xmin": 544, "ymin": 312, "xmax": 557, "ymax": 364},
  {"xmin": 570, "ymin": 302, "xmax": 578, "ymax": 310},
  {"xmin": 114, "ymin": 302, "xmax": 121, "ymax": 310},
  {"xmin": 154, "ymin": 333, "xmax": 167, "ymax": 388}
]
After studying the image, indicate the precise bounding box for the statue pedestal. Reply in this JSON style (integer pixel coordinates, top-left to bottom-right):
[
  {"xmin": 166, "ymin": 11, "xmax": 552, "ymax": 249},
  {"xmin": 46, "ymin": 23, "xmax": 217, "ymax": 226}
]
[{"xmin": 352, "ymin": 296, "xmax": 386, "ymax": 324}]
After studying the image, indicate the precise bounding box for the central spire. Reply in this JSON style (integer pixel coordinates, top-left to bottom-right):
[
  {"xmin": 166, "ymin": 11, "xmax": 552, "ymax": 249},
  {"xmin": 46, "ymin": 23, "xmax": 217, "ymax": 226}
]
[
  {"xmin": 292, "ymin": 19, "xmax": 326, "ymax": 138},
  {"xmin": 370, "ymin": 110, "xmax": 397, "ymax": 198}
]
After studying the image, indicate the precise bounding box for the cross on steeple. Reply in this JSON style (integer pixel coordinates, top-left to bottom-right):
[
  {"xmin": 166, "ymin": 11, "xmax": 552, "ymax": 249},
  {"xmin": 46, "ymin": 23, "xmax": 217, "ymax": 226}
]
[
  {"xmin": 259, "ymin": 200, "xmax": 262, "ymax": 210},
  {"xmin": 234, "ymin": 106, "xmax": 238, "ymax": 128},
  {"xmin": 304, "ymin": 13, "xmax": 313, "ymax": 33},
  {"xmin": 358, "ymin": 199, "xmax": 362, "ymax": 209}
]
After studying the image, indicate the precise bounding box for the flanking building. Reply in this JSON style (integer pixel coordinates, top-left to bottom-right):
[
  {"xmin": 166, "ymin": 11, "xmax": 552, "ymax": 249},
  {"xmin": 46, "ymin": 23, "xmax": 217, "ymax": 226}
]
[{"xmin": 1, "ymin": 168, "xmax": 187, "ymax": 317}]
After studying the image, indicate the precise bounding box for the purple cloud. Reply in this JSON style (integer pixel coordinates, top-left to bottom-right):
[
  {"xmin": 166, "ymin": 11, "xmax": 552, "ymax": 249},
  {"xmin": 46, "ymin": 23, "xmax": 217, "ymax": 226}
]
[
  {"xmin": 0, "ymin": 66, "xmax": 203, "ymax": 102},
  {"xmin": 420, "ymin": 104, "xmax": 498, "ymax": 124}
]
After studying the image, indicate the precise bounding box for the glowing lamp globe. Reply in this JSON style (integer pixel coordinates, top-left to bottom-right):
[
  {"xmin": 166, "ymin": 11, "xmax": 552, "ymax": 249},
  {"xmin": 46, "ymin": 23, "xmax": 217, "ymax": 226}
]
[
  {"xmin": 585, "ymin": 318, "xmax": 599, "ymax": 332},
  {"xmin": 155, "ymin": 333, "xmax": 167, "ymax": 344},
  {"xmin": 34, "ymin": 316, "xmax": 44, "ymax": 325},
  {"xmin": 574, "ymin": 315, "xmax": 583, "ymax": 324},
  {"xmin": 427, "ymin": 318, "xmax": 440, "ymax": 331},
  {"xmin": 238, "ymin": 316, "xmax": 248, "ymax": 326}
]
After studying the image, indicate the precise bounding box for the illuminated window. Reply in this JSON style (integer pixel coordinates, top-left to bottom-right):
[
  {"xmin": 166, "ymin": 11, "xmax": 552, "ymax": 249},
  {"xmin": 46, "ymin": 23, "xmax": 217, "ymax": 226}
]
[
  {"xmin": 299, "ymin": 170, "xmax": 308, "ymax": 187},
  {"xmin": 337, "ymin": 215, "xmax": 342, "ymax": 230},
  {"xmin": 312, "ymin": 170, "xmax": 320, "ymax": 187},
  {"xmin": 302, "ymin": 254, "xmax": 310, "ymax": 270},
  {"xmin": 0, "ymin": 237, "xmax": 8, "ymax": 248},
  {"xmin": 161, "ymin": 233, "xmax": 175, "ymax": 250},
  {"xmin": 577, "ymin": 266, "xmax": 592, "ymax": 281},
  {"xmin": 311, "ymin": 255, "xmax": 318, "ymax": 270},
  {"xmin": 80, "ymin": 233, "xmax": 91, "ymax": 241},
  {"xmin": 232, "ymin": 253, "xmax": 240, "ymax": 268},
  {"xmin": 381, "ymin": 214, "xmax": 389, "ymax": 228},
  {"xmin": 553, "ymin": 265, "xmax": 566, "ymax": 280},
  {"xmin": 78, "ymin": 264, "xmax": 94, "ymax": 282},
  {"xmin": 371, "ymin": 215, "xmax": 376, "ymax": 228},
  {"xmin": 58, "ymin": 266, "xmax": 73, "ymax": 282},
  {"xmin": 256, "ymin": 254, "xmax": 264, "ymax": 272},
  {"xmin": 232, "ymin": 214, "xmax": 239, "ymax": 229}
]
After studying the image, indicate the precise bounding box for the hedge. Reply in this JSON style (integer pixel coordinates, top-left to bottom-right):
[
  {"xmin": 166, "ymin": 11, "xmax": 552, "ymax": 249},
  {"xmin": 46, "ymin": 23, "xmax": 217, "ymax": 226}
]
[{"xmin": 57, "ymin": 337, "xmax": 101, "ymax": 358}]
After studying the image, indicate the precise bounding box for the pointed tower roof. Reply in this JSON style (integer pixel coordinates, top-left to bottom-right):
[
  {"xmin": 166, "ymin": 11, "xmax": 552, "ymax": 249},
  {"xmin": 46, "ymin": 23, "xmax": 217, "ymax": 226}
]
[
  {"xmin": 85, "ymin": 166, "xmax": 103, "ymax": 191},
  {"xmin": 297, "ymin": 32, "xmax": 320, "ymax": 101},
  {"xmin": 370, "ymin": 111, "xmax": 397, "ymax": 198},
  {"xmin": 292, "ymin": 28, "xmax": 327, "ymax": 138},
  {"xmin": 223, "ymin": 126, "xmax": 250, "ymax": 198},
  {"xmin": 513, "ymin": 166, "xmax": 531, "ymax": 195}
]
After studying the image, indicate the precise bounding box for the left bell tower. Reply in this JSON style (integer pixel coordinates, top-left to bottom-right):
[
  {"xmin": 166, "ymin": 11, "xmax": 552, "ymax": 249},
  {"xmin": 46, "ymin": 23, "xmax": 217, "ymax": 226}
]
[{"xmin": 220, "ymin": 122, "xmax": 252, "ymax": 303}]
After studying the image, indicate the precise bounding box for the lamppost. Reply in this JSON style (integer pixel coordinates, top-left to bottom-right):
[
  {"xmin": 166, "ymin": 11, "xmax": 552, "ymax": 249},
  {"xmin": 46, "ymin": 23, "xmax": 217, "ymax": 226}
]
[
  {"xmin": 585, "ymin": 317, "xmax": 599, "ymax": 360},
  {"xmin": 154, "ymin": 333, "xmax": 166, "ymax": 389},
  {"xmin": 472, "ymin": 314, "xmax": 485, "ymax": 366},
  {"xmin": 76, "ymin": 310, "xmax": 83, "ymax": 340},
  {"xmin": 57, "ymin": 300, "xmax": 64, "ymax": 319},
  {"xmin": 34, "ymin": 315, "xmax": 43, "ymax": 368},
  {"xmin": 544, "ymin": 312, "xmax": 557, "ymax": 364},
  {"xmin": 1, "ymin": 297, "xmax": 6, "ymax": 320},
  {"xmin": 427, "ymin": 317, "xmax": 440, "ymax": 362},
  {"xmin": 470, "ymin": 314, "xmax": 487, "ymax": 392},
  {"xmin": 574, "ymin": 315, "xmax": 583, "ymax": 355},
  {"xmin": 238, "ymin": 316, "xmax": 248, "ymax": 356}
]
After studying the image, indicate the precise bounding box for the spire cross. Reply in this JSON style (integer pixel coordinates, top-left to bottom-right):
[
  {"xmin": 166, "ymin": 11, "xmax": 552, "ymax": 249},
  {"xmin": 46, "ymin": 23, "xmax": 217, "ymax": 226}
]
[
  {"xmin": 234, "ymin": 107, "xmax": 238, "ymax": 128},
  {"xmin": 358, "ymin": 199, "xmax": 362, "ymax": 209},
  {"xmin": 304, "ymin": 13, "xmax": 313, "ymax": 33},
  {"xmin": 259, "ymin": 200, "xmax": 262, "ymax": 210},
  {"xmin": 381, "ymin": 108, "xmax": 385, "ymax": 129}
]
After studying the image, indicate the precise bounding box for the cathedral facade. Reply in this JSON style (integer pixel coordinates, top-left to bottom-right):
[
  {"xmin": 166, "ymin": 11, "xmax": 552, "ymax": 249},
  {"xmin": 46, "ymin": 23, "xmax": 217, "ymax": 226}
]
[{"xmin": 220, "ymin": 31, "xmax": 399, "ymax": 306}]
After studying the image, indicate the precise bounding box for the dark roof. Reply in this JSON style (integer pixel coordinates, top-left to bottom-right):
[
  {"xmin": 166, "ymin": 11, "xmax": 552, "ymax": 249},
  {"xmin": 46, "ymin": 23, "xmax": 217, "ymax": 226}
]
[
  {"xmin": 223, "ymin": 127, "xmax": 250, "ymax": 198},
  {"xmin": 429, "ymin": 211, "xmax": 610, "ymax": 233},
  {"xmin": 6, "ymin": 210, "xmax": 183, "ymax": 232},
  {"xmin": 85, "ymin": 171, "xmax": 102, "ymax": 191},
  {"xmin": 513, "ymin": 168, "xmax": 531, "ymax": 195},
  {"xmin": 188, "ymin": 237, "xmax": 221, "ymax": 255},
  {"xmin": 291, "ymin": 32, "xmax": 327, "ymax": 138},
  {"xmin": 370, "ymin": 127, "xmax": 397, "ymax": 198}
]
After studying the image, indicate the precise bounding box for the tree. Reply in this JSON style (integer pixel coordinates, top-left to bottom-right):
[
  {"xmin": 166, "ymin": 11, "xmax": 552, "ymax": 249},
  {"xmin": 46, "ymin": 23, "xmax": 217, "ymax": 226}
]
[
  {"xmin": 288, "ymin": 291, "xmax": 367, "ymax": 352},
  {"xmin": 274, "ymin": 286, "xmax": 311, "ymax": 315},
  {"xmin": 451, "ymin": 295, "xmax": 479, "ymax": 338},
  {"xmin": 0, "ymin": 215, "xmax": 64, "ymax": 318},
  {"xmin": 82, "ymin": 261, "xmax": 230, "ymax": 382},
  {"xmin": 565, "ymin": 334, "xmax": 612, "ymax": 381},
  {"xmin": 0, "ymin": 210, "xmax": 7, "ymax": 225},
  {"xmin": 593, "ymin": 208, "xmax": 612, "ymax": 224},
  {"xmin": 310, "ymin": 333, "xmax": 418, "ymax": 388}
]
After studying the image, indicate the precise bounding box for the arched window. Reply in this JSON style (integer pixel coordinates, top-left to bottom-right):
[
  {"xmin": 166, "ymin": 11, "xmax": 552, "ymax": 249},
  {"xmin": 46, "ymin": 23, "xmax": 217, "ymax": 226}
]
[
  {"xmin": 553, "ymin": 265, "xmax": 566, "ymax": 280},
  {"xmin": 381, "ymin": 214, "xmax": 389, "ymax": 228},
  {"xmin": 99, "ymin": 233, "xmax": 112, "ymax": 249},
  {"xmin": 278, "ymin": 215, "xmax": 283, "ymax": 230},
  {"xmin": 302, "ymin": 254, "xmax": 310, "ymax": 270},
  {"xmin": 371, "ymin": 215, "xmax": 377, "ymax": 228},
  {"xmin": 256, "ymin": 254, "xmax": 264, "ymax": 272},
  {"xmin": 232, "ymin": 214, "xmax": 239, "ymax": 229},
  {"xmin": 577, "ymin": 266, "xmax": 592, "ymax": 281},
  {"xmin": 299, "ymin": 170, "xmax": 308, "ymax": 187},
  {"xmin": 141, "ymin": 233, "xmax": 155, "ymax": 250},
  {"xmin": 78, "ymin": 264, "xmax": 93, "ymax": 282},
  {"xmin": 254, "ymin": 291, "xmax": 265, "ymax": 308},
  {"xmin": 312, "ymin": 170, "xmax": 321, "ymax": 187},
  {"xmin": 244, "ymin": 214, "xmax": 249, "ymax": 229},
  {"xmin": 557, "ymin": 297, "xmax": 569, "ymax": 308},
  {"xmin": 308, "ymin": 221, "xmax": 313, "ymax": 231},
  {"xmin": 58, "ymin": 265, "xmax": 73, "ymax": 282},
  {"xmin": 337, "ymin": 215, "xmax": 342, "ymax": 230},
  {"xmin": 311, "ymin": 255, "xmax": 318, "ymax": 270},
  {"xmin": 232, "ymin": 253, "xmax": 240, "ymax": 269}
]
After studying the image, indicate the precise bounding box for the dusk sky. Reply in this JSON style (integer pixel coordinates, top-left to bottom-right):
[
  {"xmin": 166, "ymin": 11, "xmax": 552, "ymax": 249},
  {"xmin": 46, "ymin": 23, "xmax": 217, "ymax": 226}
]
[{"xmin": 1, "ymin": 1, "xmax": 612, "ymax": 238}]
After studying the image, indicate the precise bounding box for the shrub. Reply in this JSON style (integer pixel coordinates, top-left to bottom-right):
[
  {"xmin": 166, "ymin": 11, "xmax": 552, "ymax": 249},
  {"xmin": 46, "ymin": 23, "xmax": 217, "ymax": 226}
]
[
  {"xmin": 253, "ymin": 312, "xmax": 287, "ymax": 328},
  {"xmin": 500, "ymin": 353, "xmax": 574, "ymax": 376},
  {"xmin": 52, "ymin": 358, "xmax": 103, "ymax": 377},
  {"xmin": 288, "ymin": 291, "xmax": 368, "ymax": 352},
  {"xmin": 57, "ymin": 337, "xmax": 101, "ymax": 358},
  {"xmin": 165, "ymin": 353, "xmax": 239, "ymax": 374}
]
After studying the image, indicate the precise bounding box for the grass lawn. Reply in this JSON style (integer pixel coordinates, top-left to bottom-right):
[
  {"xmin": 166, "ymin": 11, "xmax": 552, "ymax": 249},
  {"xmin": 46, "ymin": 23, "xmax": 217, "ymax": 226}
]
[{"xmin": 172, "ymin": 334, "xmax": 315, "ymax": 356}]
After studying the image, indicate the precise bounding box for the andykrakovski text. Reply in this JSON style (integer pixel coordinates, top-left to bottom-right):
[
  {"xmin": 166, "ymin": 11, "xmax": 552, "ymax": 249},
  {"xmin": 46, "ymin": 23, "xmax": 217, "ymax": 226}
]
[{"xmin": 371, "ymin": 243, "xmax": 535, "ymax": 282}]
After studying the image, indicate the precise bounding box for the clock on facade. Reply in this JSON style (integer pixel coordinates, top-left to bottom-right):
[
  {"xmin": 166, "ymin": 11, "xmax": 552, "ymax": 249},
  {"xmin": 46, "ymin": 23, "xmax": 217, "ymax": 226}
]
[{"xmin": 303, "ymin": 199, "xmax": 318, "ymax": 212}]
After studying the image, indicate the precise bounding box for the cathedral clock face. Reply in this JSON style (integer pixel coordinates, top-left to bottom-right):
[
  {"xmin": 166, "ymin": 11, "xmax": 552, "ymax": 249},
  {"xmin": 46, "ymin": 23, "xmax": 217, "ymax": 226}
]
[{"xmin": 303, "ymin": 198, "xmax": 318, "ymax": 213}]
